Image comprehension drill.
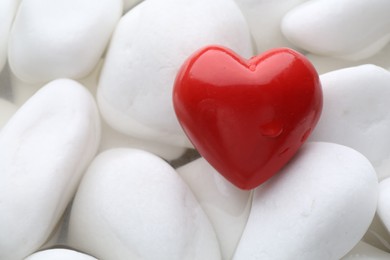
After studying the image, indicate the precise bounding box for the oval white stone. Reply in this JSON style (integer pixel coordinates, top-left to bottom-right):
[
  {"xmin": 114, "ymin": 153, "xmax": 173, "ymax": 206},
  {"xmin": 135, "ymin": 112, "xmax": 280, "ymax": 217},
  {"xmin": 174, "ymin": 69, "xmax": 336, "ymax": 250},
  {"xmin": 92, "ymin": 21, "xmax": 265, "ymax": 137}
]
[
  {"xmin": 8, "ymin": 0, "xmax": 122, "ymax": 83},
  {"xmin": 177, "ymin": 158, "xmax": 251, "ymax": 260},
  {"xmin": 68, "ymin": 148, "xmax": 221, "ymax": 260},
  {"xmin": 282, "ymin": 0, "xmax": 390, "ymax": 60},
  {"xmin": 309, "ymin": 65, "xmax": 390, "ymax": 179},
  {"xmin": 233, "ymin": 142, "xmax": 378, "ymax": 260},
  {"xmin": 0, "ymin": 79, "xmax": 101, "ymax": 260},
  {"xmin": 97, "ymin": 0, "xmax": 253, "ymax": 147},
  {"xmin": 25, "ymin": 249, "xmax": 97, "ymax": 260}
]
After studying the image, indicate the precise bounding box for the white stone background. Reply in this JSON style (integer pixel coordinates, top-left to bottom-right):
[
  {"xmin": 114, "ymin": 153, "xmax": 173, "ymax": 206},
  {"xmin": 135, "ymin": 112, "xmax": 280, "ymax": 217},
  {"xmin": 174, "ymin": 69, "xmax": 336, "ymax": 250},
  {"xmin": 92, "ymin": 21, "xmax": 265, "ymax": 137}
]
[{"xmin": 1, "ymin": 0, "xmax": 390, "ymax": 259}]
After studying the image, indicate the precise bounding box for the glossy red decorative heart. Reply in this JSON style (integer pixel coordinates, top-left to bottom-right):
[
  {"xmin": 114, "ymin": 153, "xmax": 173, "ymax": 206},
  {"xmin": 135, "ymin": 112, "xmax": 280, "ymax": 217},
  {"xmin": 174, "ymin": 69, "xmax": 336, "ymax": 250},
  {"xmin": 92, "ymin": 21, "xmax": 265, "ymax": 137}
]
[{"xmin": 173, "ymin": 46, "xmax": 322, "ymax": 190}]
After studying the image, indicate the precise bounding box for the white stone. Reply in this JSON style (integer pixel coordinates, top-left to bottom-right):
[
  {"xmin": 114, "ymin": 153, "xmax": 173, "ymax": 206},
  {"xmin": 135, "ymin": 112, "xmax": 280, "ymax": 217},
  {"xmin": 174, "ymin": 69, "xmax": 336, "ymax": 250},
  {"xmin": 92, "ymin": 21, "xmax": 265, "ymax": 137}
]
[
  {"xmin": 282, "ymin": 0, "xmax": 390, "ymax": 60},
  {"xmin": 342, "ymin": 241, "xmax": 390, "ymax": 260},
  {"xmin": 177, "ymin": 158, "xmax": 251, "ymax": 260},
  {"xmin": 234, "ymin": 142, "xmax": 378, "ymax": 260},
  {"xmin": 68, "ymin": 148, "xmax": 220, "ymax": 260},
  {"xmin": 25, "ymin": 249, "xmax": 97, "ymax": 260},
  {"xmin": 0, "ymin": 0, "xmax": 20, "ymax": 72},
  {"xmin": 234, "ymin": 0, "xmax": 306, "ymax": 54},
  {"xmin": 8, "ymin": 0, "xmax": 122, "ymax": 83},
  {"xmin": 0, "ymin": 79, "xmax": 101, "ymax": 260},
  {"xmin": 97, "ymin": 0, "xmax": 253, "ymax": 147},
  {"xmin": 310, "ymin": 65, "xmax": 390, "ymax": 179}
]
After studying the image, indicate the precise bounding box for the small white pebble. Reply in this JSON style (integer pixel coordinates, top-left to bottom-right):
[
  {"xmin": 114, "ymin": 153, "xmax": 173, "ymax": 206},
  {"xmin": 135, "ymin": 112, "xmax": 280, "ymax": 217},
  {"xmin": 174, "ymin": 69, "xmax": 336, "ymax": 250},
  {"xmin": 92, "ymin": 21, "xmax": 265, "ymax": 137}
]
[
  {"xmin": 234, "ymin": 142, "xmax": 378, "ymax": 260},
  {"xmin": 310, "ymin": 64, "xmax": 390, "ymax": 179},
  {"xmin": 68, "ymin": 148, "xmax": 220, "ymax": 260},
  {"xmin": 0, "ymin": 79, "xmax": 100, "ymax": 260},
  {"xmin": 282, "ymin": 0, "xmax": 390, "ymax": 60},
  {"xmin": 97, "ymin": 0, "xmax": 253, "ymax": 147},
  {"xmin": 8, "ymin": 0, "xmax": 122, "ymax": 83}
]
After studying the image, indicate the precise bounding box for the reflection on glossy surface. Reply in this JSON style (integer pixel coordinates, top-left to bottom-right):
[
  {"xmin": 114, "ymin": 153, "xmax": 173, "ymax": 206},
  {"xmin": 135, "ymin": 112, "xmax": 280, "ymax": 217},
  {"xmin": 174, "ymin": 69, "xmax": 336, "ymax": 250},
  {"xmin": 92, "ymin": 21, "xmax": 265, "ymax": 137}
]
[{"xmin": 173, "ymin": 46, "xmax": 322, "ymax": 189}]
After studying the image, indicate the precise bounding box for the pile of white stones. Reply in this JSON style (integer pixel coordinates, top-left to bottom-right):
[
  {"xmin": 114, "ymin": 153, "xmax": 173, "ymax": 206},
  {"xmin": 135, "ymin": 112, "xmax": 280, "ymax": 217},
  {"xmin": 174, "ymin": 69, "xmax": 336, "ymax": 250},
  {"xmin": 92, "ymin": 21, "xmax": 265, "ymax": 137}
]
[{"xmin": 1, "ymin": 0, "xmax": 390, "ymax": 259}]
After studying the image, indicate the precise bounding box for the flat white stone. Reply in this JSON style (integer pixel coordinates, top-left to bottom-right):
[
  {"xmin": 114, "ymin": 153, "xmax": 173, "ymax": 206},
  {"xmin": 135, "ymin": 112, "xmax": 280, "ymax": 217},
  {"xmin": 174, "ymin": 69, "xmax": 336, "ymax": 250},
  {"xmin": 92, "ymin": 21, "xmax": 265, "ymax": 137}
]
[
  {"xmin": 8, "ymin": 0, "xmax": 122, "ymax": 83},
  {"xmin": 234, "ymin": 0, "xmax": 305, "ymax": 54},
  {"xmin": 282, "ymin": 0, "xmax": 390, "ymax": 60},
  {"xmin": 25, "ymin": 249, "xmax": 97, "ymax": 260},
  {"xmin": 0, "ymin": 0, "xmax": 20, "ymax": 72},
  {"xmin": 97, "ymin": 0, "xmax": 253, "ymax": 147},
  {"xmin": 234, "ymin": 142, "xmax": 378, "ymax": 260},
  {"xmin": 310, "ymin": 65, "xmax": 390, "ymax": 179},
  {"xmin": 341, "ymin": 241, "xmax": 390, "ymax": 260},
  {"xmin": 0, "ymin": 79, "xmax": 101, "ymax": 260},
  {"xmin": 68, "ymin": 148, "xmax": 221, "ymax": 260},
  {"xmin": 177, "ymin": 158, "xmax": 251, "ymax": 260}
]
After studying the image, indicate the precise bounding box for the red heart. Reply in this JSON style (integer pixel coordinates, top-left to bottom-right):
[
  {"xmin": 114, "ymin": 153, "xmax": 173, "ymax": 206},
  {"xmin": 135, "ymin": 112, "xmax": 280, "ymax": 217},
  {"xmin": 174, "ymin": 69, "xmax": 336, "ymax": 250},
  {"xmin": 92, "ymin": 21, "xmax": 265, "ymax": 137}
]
[{"xmin": 173, "ymin": 46, "xmax": 322, "ymax": 190}]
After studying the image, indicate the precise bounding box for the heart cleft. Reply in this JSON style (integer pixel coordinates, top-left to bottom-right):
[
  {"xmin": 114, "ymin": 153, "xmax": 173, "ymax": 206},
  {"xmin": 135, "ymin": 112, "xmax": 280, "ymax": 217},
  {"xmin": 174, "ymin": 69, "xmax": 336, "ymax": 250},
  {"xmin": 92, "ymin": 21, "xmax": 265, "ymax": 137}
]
[{"xmin": 173, "ymin": 45, "xmax": 323, "ymax": 190}]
